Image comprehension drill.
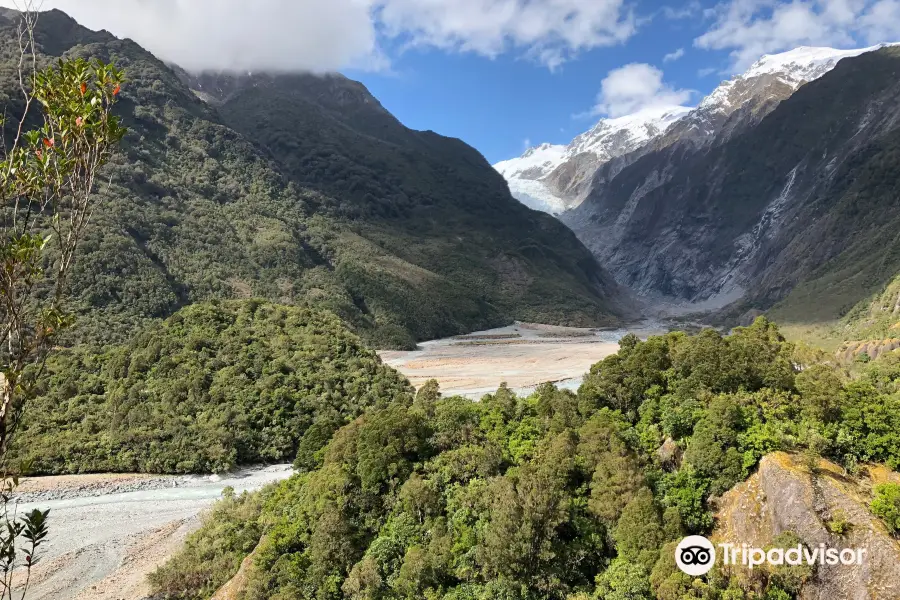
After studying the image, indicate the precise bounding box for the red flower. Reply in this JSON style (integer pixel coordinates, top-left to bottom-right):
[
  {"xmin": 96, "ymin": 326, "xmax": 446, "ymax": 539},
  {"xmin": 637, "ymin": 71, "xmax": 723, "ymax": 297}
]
[
  {"xmin": 113, "ymin": 84, "xmax": 121, "ymax": 96},
  {"xmin": 80, "ymin": 82, "xmax": 87, "ymax": 96},
  {"xmin": 43, "ymin": 138, "xmax": 53, "ymax": 148}
]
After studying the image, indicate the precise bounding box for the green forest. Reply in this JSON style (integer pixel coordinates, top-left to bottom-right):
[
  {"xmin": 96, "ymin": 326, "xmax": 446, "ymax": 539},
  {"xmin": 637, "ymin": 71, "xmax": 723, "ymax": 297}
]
[
  {"xmin": 148, "ymin": 318, "xmax": 900, "ymax": 600},
  {"xmin": 10, "ymin": 300, "xmax": 412, "ymax": 474}
]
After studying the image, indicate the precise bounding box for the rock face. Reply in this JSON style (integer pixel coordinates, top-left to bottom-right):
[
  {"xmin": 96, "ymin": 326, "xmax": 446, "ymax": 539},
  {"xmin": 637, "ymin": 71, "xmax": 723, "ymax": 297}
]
[
  {"xmin": 495, "ymin": 46, "xmax": 889, "ymax": 218},
  {"xmin": 211, "ymin": 539, "xmax": 263, "ymax": 600},
  {"xmin": 496, "ymin": 44, "xmax": 900, "ymax": 322},
  {"xmin": 716, "ymin": 452, "xmax": 900, "ymax": 600},
  {"xmin": 493, "ymin": 106, "xmax": 691, "ymax": 214},
  {"xmin": 837, "ymin": 339, "xmax": 900, "ymax": 362},
  {"xmin": 561, "ymin": 46, "xmax": 900, "ymax": 320}
]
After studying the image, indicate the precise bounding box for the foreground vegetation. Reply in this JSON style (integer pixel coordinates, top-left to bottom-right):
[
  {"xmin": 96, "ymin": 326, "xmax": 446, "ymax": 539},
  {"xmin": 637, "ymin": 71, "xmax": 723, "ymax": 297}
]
[
  {"xmin": 11, "ymin": 300, "xmax": 412, "ymax": 474},
  {"xmin": 151, "ymin": 318, "xmax": 900, "ymax": 600}
]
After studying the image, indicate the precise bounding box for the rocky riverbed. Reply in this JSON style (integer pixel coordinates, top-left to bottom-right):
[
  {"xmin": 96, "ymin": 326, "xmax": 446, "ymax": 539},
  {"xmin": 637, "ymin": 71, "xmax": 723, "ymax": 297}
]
[
  {"xmin": 16, "ymin": 320, "xmax": 668, "ymax": 599},
  {"xmin": 379, "ymin": 320, "xmax": 666, "ymax": 397},
  {"xmin": 14, "ymin": 465, "xmax": 293, "ymax": 600}
]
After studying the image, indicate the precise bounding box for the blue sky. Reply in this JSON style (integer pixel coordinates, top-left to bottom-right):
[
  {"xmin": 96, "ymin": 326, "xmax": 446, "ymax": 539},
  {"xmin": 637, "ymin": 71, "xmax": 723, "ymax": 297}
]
[
  {"xmin": 16, "ymin": 0, "xmax": 900, "ymax": 165},
  {"xmin": 350, "ymin": 4, "xmax": 726, "ymax": 163}
]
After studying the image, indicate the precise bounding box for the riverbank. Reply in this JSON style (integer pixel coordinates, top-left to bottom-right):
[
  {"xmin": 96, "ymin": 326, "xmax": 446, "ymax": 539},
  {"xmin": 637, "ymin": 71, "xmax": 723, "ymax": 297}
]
[
  {"xmin": 14, "ymin": 465, "xmax": 293, "ymax": 600},
  {"xmin": 17, "ymin": 320, "xmax": 666, "ymax": 599},
  {"xmin": 379, "ymin": 320, "xmax": 666, "ymax": 397}
]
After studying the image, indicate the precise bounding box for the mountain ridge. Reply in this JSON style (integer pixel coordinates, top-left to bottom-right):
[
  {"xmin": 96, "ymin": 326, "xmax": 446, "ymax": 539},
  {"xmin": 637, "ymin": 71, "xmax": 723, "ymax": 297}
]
[
  {"xmin": 496, "ymin": 43, "xmax": 896, "ymax": 217},
  {"xmin": 564, "ymin": 45, "xmax": 900, "ymax": 326},
  {"xmin": 494, "ymin": 104, "xmax": 692, "ymax": 213},
  {"xmin": 0, "ymin": 8, "xmax": 627, "ymax": 350}
]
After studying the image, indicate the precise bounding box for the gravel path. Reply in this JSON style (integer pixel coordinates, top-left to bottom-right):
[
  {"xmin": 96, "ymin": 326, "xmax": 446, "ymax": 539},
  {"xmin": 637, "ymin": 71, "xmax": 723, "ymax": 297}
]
[{"xmin": 13, "ymin": 464, "xmax": 293, "ymax": 600}]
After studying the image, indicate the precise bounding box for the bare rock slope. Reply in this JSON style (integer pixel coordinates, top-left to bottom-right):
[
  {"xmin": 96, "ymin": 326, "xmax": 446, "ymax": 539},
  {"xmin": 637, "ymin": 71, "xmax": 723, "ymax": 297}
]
[{"xmin": 716, "ymin": 452, "xmax": 900, "ymax": 600}]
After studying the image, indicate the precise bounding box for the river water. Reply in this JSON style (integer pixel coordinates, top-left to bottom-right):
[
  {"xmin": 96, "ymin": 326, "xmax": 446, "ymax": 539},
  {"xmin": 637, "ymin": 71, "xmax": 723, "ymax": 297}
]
[{"xmin": 16, "ymin": 464, "xmax": 293, "ymax": 600}]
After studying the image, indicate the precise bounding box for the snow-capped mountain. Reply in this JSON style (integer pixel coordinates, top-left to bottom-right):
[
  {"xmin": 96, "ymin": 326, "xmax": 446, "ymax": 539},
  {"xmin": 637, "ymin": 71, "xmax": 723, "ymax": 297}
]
[
  {"xmin": 558, "ymin": 42, "xmax": 900, "ymax": 318},
  {"xmin": 567, "ymin": 106, "xmax": 692, "ymax": 159},
  {"xmin": 496, "ymin": 44, "xmax": 894, "ymax": 215},
  {"xmin": 699, "ymin": 44, "xmax": 893, "ymax": 114},
  {"xmin": 494, "ymin": 143, "xmax": 568, "ymax": 213},
  {"xmin": 494, "ymin": 105, "xmax": 691, "ymax": 213}
]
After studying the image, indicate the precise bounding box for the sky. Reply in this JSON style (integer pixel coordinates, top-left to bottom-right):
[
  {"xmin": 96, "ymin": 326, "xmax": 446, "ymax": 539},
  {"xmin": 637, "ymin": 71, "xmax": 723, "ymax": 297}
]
[{"xmin": 6, "ymin": 0, "xmax": 900, "ymax": 163}]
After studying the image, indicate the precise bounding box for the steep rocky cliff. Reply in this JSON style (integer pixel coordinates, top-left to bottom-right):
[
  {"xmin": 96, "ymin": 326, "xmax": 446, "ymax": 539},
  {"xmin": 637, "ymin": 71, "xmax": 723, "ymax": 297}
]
[
  {"xmin": 562, "ymin": 47, "xmax": 900, "ymax": 322},
  {"xmin": 715, "ymin": 452, "xmax": 900, "ymax": 599},
  {"xmin": 496, "ymin": 46, "xmax": 887, "ymax": 218}
]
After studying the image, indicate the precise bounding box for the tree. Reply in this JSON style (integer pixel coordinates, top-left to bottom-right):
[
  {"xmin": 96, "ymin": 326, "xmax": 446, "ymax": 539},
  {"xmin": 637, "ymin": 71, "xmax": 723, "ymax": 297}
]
[
  {"xmin": 612, "ymin": 488, "xmax": 666, "ymax": 569},
  {"xmin": 871, "ymin": 483, "xmax": 900, "ymax": 534},
  {"xmin": 0, "ymin": 5, "xmax": 125, "ymax": 595},
  {"xmin": 588, "ymin": 445, "xmax": 645, "ymax": 527},
  {"xmin": 413, "ymin": 379, "xmax": 441, "ymax": 418},
  {"xmin": 594, "ymin": 558, "xmax": 651, "ymax": 600}
]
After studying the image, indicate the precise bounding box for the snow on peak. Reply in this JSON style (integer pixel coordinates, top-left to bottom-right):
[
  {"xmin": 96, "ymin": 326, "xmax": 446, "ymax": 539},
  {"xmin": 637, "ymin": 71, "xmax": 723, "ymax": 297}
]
[
  {"xmin": 745, "ymin": 44, "xmax": 886, "ymax": 83},
  {"xmin": 568, "ymin": 105, "xmax": 693, "ymax": 158},
  {"xmin": 495, "ymin": 42, "xmax": 899, "ymax": 215},
  {"xmin": 493, "ymin": 105, "xmax": 691, "ymax": 214},
  {"xmin": 495, "ymin": 143, "xmax": 566, "ymax": 179},
  {"xmin": 700, "ymin": 43, "xmax": 896, "ymax": 112}
]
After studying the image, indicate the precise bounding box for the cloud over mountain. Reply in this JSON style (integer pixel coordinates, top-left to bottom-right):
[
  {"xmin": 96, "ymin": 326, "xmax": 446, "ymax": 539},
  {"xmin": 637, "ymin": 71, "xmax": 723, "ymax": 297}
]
[
  {"xmin": 3, "ymin": 0, "xmax": 635, "ymax": 72},
  {"xmin": 591, "ymin": 62, "xmax": 693, "ymax": 117},
  {"xmin": 696, "ymin": 0, "xmax": 900, "ymax": 71}
]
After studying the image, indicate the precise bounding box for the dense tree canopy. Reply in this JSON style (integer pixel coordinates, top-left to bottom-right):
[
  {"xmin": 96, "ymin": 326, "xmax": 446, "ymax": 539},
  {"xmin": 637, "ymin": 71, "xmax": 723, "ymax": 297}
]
[
  {"xmin": 11, "ymin": 300, "xmax": 412, "ymax": 474},
  {"xmin": 151, "ymin": 318, "xmax": 900, "ymax": 600}
]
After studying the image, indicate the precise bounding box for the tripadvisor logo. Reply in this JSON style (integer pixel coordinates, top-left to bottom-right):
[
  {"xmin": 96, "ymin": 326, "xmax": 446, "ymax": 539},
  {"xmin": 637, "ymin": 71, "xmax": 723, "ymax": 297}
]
[
  {"xmin": 675, "ymin": 536, "xmax": 867, "ymax": 576},
  {"xmin": 676, "ymin": 536, "xmax": 716, "ymax": 576}
]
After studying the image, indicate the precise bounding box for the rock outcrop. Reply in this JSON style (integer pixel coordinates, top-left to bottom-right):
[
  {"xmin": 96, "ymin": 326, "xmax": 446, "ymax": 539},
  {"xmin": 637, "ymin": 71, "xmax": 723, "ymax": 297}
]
[
  {"xmin": 211, "ymin": 537, "xmax": 265, "ymax": 600},
  {"xmin": 837, "ymin": 339, "xmax": 900, "ymax": 362},
  {"xmin": 715, "ymin": 452, "xmax": 900, "ymax": 600}
]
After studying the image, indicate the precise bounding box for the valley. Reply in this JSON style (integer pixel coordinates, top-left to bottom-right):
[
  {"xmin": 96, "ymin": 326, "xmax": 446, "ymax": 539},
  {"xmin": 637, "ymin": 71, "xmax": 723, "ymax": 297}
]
[
  {"xmin": 17, "ymin": 321, "xmax": 647, "ymax": 600},
  {"xmin": 1, "ymin": 4, "xmax": 900, "ymax": 600},
  {"xmin": 496, "ymin": 43, "xmax": 900, "ymax": 339}
]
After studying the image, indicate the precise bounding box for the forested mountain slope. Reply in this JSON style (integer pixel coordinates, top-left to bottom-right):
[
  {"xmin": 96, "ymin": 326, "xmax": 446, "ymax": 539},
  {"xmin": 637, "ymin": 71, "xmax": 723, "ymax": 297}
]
[
  {"xmin": 183, "ymin": 70, "xmax": 628, "ymax": 333},
  {"xmin": 0, "ymin": 9, "xmax": 624, "ymax": 350},
  {"xmin": 563, "ymin": 47, "xmax": 900, "ymax": 325},
  {"xmin": 11, "ymin": 300, "xmax": 413, "ymax": 474}
]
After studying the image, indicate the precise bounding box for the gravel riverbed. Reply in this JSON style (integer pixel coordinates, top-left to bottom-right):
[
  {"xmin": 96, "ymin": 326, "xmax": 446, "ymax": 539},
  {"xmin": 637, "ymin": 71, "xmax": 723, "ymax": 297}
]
[{"xmin": 14, "ymin": 464, "xmax": 293, "ymax": 600}]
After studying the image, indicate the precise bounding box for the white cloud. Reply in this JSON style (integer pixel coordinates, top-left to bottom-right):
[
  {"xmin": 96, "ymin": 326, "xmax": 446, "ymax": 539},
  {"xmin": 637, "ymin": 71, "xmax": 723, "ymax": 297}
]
[
  {"xmin": 695, "ymin": 0, "xmax": 900, "ymax": 71},
  {"xmin": 1, "ymin": 0, "xmax": 636, "ymax": 73},
  {"xmin": 590, "ymin": 63, "xmax": 693, "ymax": 117},
  {"xmin": 4, "ymin": 0, "xmax": 382, "ymax": 73},
  {"xmin": 660, "ymin": 1, "xmax": 704, "ymax": 19},
  {"xmin": 663, "ymin": 47, "xmax": 686, "ymax": 62},
  {"xmin": 858, "ymin": 0, "xmax": 900, "ymax": 45},
  {"xmin": 376, "ymin": 0, "xmax": 635, "ymax": 71}
]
